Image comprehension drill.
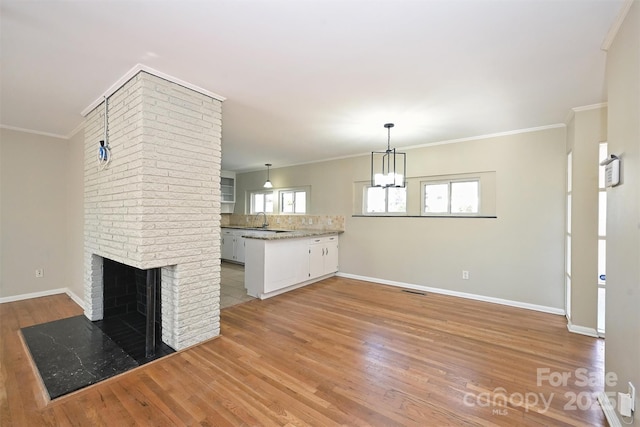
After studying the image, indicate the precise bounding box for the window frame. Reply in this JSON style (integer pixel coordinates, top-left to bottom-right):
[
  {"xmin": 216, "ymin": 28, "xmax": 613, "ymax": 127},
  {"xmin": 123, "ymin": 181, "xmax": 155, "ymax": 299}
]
[
  {"xmin": 421, "ymin": 178, "xmax": 481, "ymax": 216},
  {"xmin": 249, "ymin": 190, "xmax": 274, "ymax": 214},
  {"xmin": 280, "ymin": 189, "xmax": 308, "ymax": 214},
  {"xmin": 248, "ymin": 186, "xmax": 310, "ymax": 215},
  {"xmin": 362, "ymin": 185, "xmax": 407, "ymax": 215}
]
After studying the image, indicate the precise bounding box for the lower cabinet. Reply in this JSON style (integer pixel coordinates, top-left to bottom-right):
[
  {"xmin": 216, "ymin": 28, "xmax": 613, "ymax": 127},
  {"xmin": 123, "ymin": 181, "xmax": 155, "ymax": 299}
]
[
  {"xmin": 308, "ymin": 235, "xmax": 339, "ymax": 279},
  {"xmin": 221, "ymin": 229, "xmax": 245, "ymax": 263},
  {"xmin": 245, "ymin": 234, "xmax": 339, "ymax": 299}
]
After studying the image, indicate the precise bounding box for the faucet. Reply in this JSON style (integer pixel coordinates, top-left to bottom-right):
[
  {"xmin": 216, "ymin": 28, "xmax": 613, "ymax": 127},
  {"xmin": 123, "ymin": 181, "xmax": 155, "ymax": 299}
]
[{"xmin": 255, "ymin": 212, "xmax": 269, "ymax": 229}]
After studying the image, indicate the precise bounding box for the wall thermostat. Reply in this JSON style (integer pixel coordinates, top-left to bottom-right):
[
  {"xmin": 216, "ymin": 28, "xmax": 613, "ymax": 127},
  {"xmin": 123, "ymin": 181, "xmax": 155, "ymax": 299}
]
[{"xmin": 600, "ymin": 154, "xmax": 620, "ymax": 187}]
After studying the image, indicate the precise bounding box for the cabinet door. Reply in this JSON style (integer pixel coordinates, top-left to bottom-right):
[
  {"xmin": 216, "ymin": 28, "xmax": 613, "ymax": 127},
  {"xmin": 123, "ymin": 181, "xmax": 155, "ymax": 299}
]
[
  {"xmin": 235, "ymin": 235, "xmax": 246, "ymax": 263},
  {"xmin": 308, "ymin": 242, "xmax": 325, "ymax": 279},
  {"xmin": 323, "ymin": 237, "xmax": 339, "ymax": 274},
  {"xmin": 221, "ymin": 230, "xmax": 235, "ymax": 260}
]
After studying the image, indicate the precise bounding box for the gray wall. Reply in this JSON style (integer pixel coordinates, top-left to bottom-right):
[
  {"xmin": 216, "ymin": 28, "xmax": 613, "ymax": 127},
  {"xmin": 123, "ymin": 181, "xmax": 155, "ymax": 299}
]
[
  {"xmin": 0, "ymin": 128, "xmax": 83, "ymax": 300},
  {"xmin": 236, "ymin": 126, "xmax": 567, "ymax": 311},
  {"xmin": 604, "ymin": 0, "xmax": 640, "ymax": 424}
]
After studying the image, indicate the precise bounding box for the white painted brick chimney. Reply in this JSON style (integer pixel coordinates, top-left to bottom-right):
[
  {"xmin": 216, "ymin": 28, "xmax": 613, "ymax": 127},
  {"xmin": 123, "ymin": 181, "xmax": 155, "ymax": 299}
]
[{"xmin": 83, "ymin": 70, "xmax": 222, "ymax": 350}]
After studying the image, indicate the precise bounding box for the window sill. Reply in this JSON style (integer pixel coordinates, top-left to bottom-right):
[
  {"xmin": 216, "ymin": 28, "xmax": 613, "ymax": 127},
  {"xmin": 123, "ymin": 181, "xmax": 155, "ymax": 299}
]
[{"xmin": 352, "ymin": 215, "xmax": 497, "ymax": 219}]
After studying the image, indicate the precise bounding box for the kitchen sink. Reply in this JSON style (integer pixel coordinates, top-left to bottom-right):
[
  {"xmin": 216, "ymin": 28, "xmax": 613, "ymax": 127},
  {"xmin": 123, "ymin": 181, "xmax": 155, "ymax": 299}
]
[{"xmin": 245, "ymin": 228, "xmax": 292, "ymax": 233}]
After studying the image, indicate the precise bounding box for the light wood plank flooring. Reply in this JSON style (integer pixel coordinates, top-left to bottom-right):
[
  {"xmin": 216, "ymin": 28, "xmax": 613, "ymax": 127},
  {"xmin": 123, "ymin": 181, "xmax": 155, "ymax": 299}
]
[{"xmin": 1, "ymin": 276, "xmax": 605, "ymax": 426}]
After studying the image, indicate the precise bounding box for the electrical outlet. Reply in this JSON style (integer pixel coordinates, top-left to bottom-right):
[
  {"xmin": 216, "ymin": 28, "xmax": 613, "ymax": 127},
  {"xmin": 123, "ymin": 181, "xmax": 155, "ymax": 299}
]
[
  {"xmin": 276, "ymin": 218, "xmax": 280, "ymax": 224},
  {"xmin": 328, "ymin": 218, "xmax": 332, "ymax": 225},
  {"xmin": 619, "ymin": 392, "xmax": 632, "ymax": 417},
  {"xmin": 462, "ymin": 270, "xmax": 469, "ymax": 280},
  {"xmin": 309, "ymin": 218, "xmax": 313, "ymax": 225},
  {"xmin": 35, "ymin": 268, "xmax": 44, "ymax": 278}
]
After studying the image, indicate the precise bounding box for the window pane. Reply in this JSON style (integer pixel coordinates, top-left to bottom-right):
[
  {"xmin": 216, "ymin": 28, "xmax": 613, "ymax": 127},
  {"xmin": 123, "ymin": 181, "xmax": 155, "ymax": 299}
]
[
  {"xmin": 566, "ymin": 235, "xmax": 571, "ymax": 275},
  {"xmin": 387, "ymin": 187, "xmax": 406, "ymax": 213},
  {"xmin": 294, "ymin": 191, "xmax": 306, "ymax": 213},
  {"xmin": 598, "ymin": 239, "xmax": 606, "ymax": 285},
  {"xmin": 281, "ymin": 192, "xmax": 294, "ymax": 213},
  {"xmin": 598, "ymin": 286, "xmax": 605, "ymax": 332},
  {"xmin": 567, "ymin": 152, "xmax": 572, "ymax": 192},
  {"xmin": 366, "ymin": 187, "xmax": 386, "ymax": 213},
  {"xmin": 254, "ymin": 194, "xmax": 264, "ymax": 213},
  {"xmin": 424, "ymin": 184, "xmax": 448, "ymax": 213},
  {"xmin": 265, "ymin": 193, "xmax": 273, "ymax": 213},
  {"xmin": 451, "ymin": 181, "xmax": 479, "ymax": 213},
  {"xmin": 599, "ymin": 143, "xmax": 608, "ymax": 189},
  {"xmin": 567, "ymin": 194, "xmax": 572, "ymax": 234},
  {"xmin": 598, "ymin": 192, "xmax": 607, "ymax": 237},
  {"xmin": 566, "ymin": 275, "xmax": 572, "ymax": 319}
]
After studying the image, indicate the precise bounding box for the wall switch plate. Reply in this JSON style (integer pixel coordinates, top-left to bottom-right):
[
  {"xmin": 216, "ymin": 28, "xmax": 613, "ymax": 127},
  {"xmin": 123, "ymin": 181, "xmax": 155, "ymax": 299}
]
[
  {"xmin": 35, "ymin": 269, "xmax": 44, "ymax": 278},
  {"xmin": 462, "ymin": 270, "xmax": 469, "ymax": 280},
  {"xmin": 619, "ymin": 392, "xmax": 632, "ymax": 417}
]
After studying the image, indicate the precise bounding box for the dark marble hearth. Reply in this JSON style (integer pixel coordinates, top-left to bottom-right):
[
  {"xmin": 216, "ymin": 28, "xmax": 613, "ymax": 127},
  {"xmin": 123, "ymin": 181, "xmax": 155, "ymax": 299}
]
[
  {"xmin": 21, "ymin": 316, "xmax": 139, "ymax": 399},
  {"xmin": 94, "ymin": 312, "xmax": 175, "ymax": 364},
  {"xmin": 21, "ymin": 314, "xmax": 176, "ymax": 400}
]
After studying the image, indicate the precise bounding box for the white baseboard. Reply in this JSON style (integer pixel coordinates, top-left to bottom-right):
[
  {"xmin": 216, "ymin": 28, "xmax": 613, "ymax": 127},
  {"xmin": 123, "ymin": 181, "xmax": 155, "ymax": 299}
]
[
  {"xmin": 566, "ymin": 320, "xmax": 599, "ymax": 337},
  {"xmin": 0, "ymin": 288, "xmax": 85, "ymax": 310},
  {"xmin": 597, "ymin": 392, "xmax": 622, "ymax": 427},
  {"xmin": 336, "ymin": 272, "xmax": 565, "ymax": 316}
]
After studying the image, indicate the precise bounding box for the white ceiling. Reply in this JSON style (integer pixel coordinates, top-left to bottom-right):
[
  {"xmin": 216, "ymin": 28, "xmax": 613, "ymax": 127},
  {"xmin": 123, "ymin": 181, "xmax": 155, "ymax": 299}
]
[{"xmin": 1, "ymin": 0, "xmax": 624, "ymax": 172}]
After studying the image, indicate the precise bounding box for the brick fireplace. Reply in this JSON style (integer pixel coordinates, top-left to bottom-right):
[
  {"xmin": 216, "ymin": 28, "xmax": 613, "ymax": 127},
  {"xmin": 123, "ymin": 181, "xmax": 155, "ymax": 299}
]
[{"xmin": 83, "ymin": 69, "xmax": 223, "ymax": 350}]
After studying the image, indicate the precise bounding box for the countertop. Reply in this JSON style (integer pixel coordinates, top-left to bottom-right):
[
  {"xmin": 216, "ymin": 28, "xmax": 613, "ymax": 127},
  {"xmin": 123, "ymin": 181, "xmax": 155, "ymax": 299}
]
[{"xmin": 222, "ymin": 225, "xmax": 343, "ymax": 241}]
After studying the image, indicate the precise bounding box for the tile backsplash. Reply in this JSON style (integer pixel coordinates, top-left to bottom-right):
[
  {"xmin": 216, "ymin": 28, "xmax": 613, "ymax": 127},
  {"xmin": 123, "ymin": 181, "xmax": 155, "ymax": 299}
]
[{"xmin": 221, "ymin": 214, "xmax": 345, "ymax": 232}]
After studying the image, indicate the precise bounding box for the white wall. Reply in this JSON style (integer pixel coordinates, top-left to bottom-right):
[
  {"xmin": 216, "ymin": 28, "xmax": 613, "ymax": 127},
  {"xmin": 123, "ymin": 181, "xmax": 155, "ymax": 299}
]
[
  {"xmin": 236, "ymin": 126, "xmax": 567, "ymax": 311},
  {"xmin": 604, "ymin": 1, "xmax": 640, "ymax": 424},
  {"xmin": 0, "ymin": 128, "xmax": 75, "ymax": 299}
]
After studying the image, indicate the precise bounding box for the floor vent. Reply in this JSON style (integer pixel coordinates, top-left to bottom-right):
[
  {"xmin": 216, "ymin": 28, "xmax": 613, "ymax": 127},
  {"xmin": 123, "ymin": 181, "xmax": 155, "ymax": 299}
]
[{"xmin": 402, "ymin": 289, "xmax": 426, "ymax": 296}]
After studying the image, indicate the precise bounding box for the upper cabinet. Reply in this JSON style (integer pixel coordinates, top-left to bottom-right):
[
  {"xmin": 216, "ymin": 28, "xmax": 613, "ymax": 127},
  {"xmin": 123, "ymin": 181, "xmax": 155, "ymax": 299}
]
[{"xmin": 221, "ymin": 170, "xmax": 236, "ymax": 213}]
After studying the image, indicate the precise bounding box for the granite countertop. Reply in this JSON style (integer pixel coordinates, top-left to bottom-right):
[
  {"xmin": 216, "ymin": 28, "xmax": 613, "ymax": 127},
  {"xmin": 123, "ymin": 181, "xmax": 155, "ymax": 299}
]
[{"xmin": 222, "ymin": 225, "xmax": 343, "ymax": 240}]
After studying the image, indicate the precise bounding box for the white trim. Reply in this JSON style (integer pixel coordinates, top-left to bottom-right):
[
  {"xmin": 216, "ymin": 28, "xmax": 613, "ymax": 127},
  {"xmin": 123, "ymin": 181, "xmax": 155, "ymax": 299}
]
[
  {"xmin": 0, "ymin": 124, "xmax": 68, "ymax": 140},
  {"xmin": 336, "ymin": 272, "xmax": 565, "ymax": 315},
  {"xmin": 81, "ymin": 63, "xmax": 226, "ymax": 117},
  {"xmin": 0, "ymin": 288, "xmax": 85, "ymax": 309},
  {"xmin": 598, "ymin": 392, "xmax": 623, "ymax": 427},
  {"xmin": 66, "ymin": 289, "xmax": 86, "ymax": 310},
  {"xmin": 572, "ymin": 102, "xmax": 608, "ymax": 112},
  {"xmin": 566, "ymin": 320, "xmax": 599, "ymax": 337},
  {"xmin": 601, "ymin": 0, "xmax": 634, "ymax": 51}
]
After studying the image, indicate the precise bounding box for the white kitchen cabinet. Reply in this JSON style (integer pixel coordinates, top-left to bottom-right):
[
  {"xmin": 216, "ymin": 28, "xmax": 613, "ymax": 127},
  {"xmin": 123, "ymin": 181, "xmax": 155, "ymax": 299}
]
[
  {"xmin": 308, "ymin": 235, "xmax": 339, "ymax": 279},
  {"xmin": 245, "ymin": 234, "xmax": 339, "ymax": 299},
  {"xmin": 222, "ymin": 228, "xmax": 277, "ymax": 263},
  {"xmin": 221, "ymin": 171, "xmax": 236, "ymax": 214}
]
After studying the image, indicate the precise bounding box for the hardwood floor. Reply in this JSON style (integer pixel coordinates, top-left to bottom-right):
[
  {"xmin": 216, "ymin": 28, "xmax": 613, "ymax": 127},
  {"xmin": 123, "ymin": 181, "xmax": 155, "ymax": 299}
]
[{"xmin": 1, "ymin": 277, "xmax": 605, "ymax": 426}]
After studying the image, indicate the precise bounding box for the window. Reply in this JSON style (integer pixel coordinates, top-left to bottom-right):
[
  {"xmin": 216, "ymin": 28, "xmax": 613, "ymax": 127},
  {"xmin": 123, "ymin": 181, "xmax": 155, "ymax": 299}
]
[
  {"xmin": 251, "ymin": 191, "xmax": 274, "ymax": 214},
  {"xmin": 248, "ymin": 186, "xmax": 310, "ymax": 215},
  {"xmin": 364, "ymin": 186, "xmax": 406, "ymax": 214},
  {"xmin": 280, "ymin": 190, "xmax": 307, "ymax": 214},
  {"xmin": 422, "ymin": 180, "xmax": 479, "ymax": 215}
]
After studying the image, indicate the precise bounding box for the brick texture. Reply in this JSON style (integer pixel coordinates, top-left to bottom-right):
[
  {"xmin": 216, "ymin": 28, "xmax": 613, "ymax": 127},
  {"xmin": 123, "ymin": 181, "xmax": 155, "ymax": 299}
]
[{"xmin": 84, "ymin": 71, "xmax": 222, "ymax": 349}]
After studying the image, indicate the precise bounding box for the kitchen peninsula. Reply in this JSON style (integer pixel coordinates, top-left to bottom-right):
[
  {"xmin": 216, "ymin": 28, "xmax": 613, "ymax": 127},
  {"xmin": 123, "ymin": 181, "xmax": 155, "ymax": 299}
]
[{"xmin": 221, "ymin": 220, "xmax": 343, "ymax": 299}]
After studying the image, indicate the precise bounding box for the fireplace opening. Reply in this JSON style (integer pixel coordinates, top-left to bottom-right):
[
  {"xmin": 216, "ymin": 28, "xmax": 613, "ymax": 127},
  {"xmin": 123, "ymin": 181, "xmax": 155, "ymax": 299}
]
[{"xmin": 94, "ymin": 258, "xmax": 174, "ymax": 363}]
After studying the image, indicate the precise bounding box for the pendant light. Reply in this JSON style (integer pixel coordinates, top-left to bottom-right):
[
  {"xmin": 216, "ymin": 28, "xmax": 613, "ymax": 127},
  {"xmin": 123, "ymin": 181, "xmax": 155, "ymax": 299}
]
[
  {"xmin": 263, "ymin": 163, "xmax": 273, "ymax": 188},
  {"xmin": 371, "ymin": 123, "xmax": 406, "ymax": 188}
]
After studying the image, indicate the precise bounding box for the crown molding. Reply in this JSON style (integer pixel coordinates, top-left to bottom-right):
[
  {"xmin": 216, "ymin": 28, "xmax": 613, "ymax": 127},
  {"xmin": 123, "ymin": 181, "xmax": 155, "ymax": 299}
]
[
  {"xmin": 81, "ymin": 63, "xmax": 226, "ymax": 117},
  {"xmin": 0, "ymin": 124, "xmax": 68, "ymax": 140},
  {"xmin": 601, "ymin": 0, "xmax": 634, "ymax": 51},
  {"xmin": 565, "ymin": 102, "xmax": 608, "ymax": 124}
]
